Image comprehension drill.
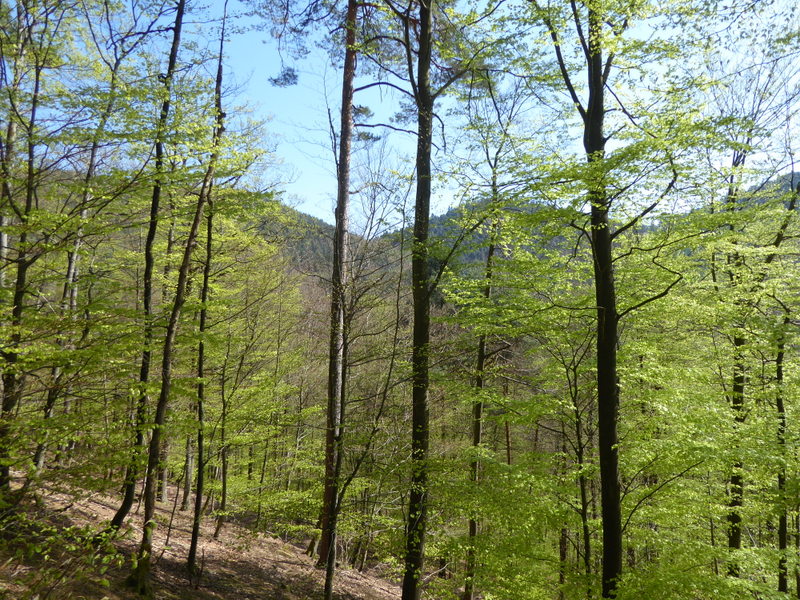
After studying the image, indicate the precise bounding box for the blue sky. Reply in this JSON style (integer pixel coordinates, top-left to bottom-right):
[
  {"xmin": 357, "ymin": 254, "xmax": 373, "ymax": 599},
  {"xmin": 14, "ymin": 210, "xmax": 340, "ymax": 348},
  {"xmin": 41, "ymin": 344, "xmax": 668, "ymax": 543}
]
[
  {"xmin": 224, "ymin": 23, "xmax": 342, "ymax": 223},
  {"xmin": 220, "ymin": 3, "xmax": 416, "ymax": 225}
]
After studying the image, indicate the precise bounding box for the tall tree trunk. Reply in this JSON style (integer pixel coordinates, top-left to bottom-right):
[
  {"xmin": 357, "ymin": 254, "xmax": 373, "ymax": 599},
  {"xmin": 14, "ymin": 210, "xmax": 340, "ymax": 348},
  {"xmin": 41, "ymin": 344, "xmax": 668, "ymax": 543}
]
[
  {"xmin": 187, "ymin": 0, "xmax": 226, "ymax": 575},
  {"xmin": 187, "ymin": 195, "xmax": 214, "ymax": 575},
  {"xmin": 320, "ymin": 2, "xmax": 357, "ymax": 598},
  {"xmin": 402, "ymin": 0, "xmax": 433, "ymax": 597},
  {"xmin": 462, "ymin": 218, "xmax": 497, "ymax": 600},
  {"xmin": 539, "ymin": 3, "xmax": 621, "ymax": 593},
  {"xmin": 110, "ymin": 0, "xmax": 186, "ymax": 532},
  {"xmin": 130, "ymin": 1, "xmax": 227, "ymax": 592},
  {"xmin": 583, "ymin": 8, "xmax": 621, "ymax": 597},
  {"xmin": 776, "ymin": 314, "xmax": 789, "ymax": 593}
]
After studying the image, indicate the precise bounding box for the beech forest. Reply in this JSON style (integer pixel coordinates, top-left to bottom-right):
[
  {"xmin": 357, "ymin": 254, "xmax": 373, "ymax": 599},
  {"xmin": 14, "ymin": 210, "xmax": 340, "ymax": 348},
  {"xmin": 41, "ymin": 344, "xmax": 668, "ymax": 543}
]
[{"xmin": 1, "ymin": 1, "xmax": 800, "ymax": 599}]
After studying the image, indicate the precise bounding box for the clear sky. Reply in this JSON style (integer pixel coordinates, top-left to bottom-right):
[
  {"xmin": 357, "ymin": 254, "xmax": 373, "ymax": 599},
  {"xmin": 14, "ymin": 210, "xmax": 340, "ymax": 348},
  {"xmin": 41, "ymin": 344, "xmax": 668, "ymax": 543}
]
[
  {"xmin": 210, "ymin": 0, "xmax": 479, "ymax": 231},
  {"xmin": 223, "ymin": 16, "xmax": 342, "ymax": 223},
  {"xmin": 219, "ymin": 1, "xmax": 417, "ymax": 225}
]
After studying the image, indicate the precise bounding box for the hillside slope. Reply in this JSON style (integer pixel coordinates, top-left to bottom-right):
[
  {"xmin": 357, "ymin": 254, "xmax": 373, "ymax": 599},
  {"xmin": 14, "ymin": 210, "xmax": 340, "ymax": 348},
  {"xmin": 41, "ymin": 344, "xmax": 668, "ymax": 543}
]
[{"xmin": 0, "ymin": 486, "xmax": 400, "ymax": 600}]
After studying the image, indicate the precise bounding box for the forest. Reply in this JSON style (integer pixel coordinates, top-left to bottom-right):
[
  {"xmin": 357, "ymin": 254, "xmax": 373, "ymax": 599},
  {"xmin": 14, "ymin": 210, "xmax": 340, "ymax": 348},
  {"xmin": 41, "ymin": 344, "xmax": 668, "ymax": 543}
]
[{"xmin": 1, "ymin": 0, "xmax": 799, "ymax": 599}]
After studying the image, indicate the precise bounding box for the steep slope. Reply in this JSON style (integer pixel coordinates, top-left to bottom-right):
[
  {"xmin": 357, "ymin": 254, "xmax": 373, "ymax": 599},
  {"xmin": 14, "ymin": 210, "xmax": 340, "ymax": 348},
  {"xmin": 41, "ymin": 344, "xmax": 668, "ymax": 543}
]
[{"xmin": 0, "ymin": 485, "xmax": 400, "ymax": 600}]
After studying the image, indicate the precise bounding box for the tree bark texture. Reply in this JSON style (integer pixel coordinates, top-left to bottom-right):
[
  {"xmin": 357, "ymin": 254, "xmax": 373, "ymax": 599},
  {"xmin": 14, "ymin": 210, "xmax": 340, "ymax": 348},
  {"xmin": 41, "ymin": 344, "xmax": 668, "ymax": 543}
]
[
  {"xmin": 584, "ymin": 8, "xmax": 622, "ymax": 597},
  {"xmin": 320, "ymin": 4, "xmax": 357, "ymax": 599},
  {"xmin": 402, "ymin": 0, "xmax": 433, "ymax": 597}
]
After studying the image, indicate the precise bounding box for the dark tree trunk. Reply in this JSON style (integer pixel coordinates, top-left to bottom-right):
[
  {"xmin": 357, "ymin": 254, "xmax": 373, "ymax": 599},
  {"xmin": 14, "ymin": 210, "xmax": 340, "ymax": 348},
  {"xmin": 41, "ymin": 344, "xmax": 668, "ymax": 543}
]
[
  {"xmin": 213, "ymin": 416, "xmax": 227, "ymax": 539},
  {"xmin": 726, "ymin": 338, "xmax": 745, "ymax": 576},
  {"xmin": 110, "ymin": 0, "xmax": 186, "ymax": 533},
  {"xmin": 559, "ymin": 526, "xmax": 568, "ymax": 600},
  {"xmin": 541, "ymin": 4, "xmax": 621, "ymax": 593},
  {"xmin": 187, "ymin": 4, "xmax": 226, "ymax": 574},
  {"xmin": 462, "ymin": 219, "xmax": 497, "ymax": 600},
  {"xmin": 583, "ymin": 9, "xmax": 621, "ymax": 597},
  {"xmin": 776, "ymin": 315, "xmax": 789, "ymax": 592},
  {"xmin": 402, "ymin": 1, "xmax": 433, "ymax": 598},
  {"xmin": 187, "ymin": 207, "xmax": 212, "ymax": 573}
]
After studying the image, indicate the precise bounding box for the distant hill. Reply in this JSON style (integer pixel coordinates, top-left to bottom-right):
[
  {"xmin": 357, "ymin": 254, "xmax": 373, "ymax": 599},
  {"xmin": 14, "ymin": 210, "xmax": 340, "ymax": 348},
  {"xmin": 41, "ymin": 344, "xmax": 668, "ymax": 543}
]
[
  {"xmin": 261, "ymin": 203, "xmax": 335, "ymax": 272},
  {"xmin": 268, "ymin": 199, "xmax": 521, "ymax": 278},
  {"xmin": 272, "ymin": 168, "xmax": 800, "ymax": 279}
]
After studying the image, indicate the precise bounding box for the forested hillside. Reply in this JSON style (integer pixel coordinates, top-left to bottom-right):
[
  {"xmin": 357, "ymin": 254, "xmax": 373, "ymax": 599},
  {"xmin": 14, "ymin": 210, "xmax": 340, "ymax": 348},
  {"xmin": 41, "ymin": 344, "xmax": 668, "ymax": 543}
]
[{"xmin": 1, "ymin": 1, "xmax": 799, "ymax": 599}]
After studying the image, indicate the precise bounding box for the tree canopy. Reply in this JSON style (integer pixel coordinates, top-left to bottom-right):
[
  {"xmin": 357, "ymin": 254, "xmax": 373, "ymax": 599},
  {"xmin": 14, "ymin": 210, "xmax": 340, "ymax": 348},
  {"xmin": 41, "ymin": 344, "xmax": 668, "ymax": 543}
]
[{"xmin": 1, "ymin": 1, "xmax": 799, "ymax": 599}]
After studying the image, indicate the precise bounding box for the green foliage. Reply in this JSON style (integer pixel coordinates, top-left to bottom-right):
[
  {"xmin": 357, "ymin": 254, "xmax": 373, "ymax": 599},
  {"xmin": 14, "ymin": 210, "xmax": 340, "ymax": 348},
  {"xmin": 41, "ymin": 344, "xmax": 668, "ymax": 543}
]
[{"xmin": 0, "ymin": 0, "xmax": 799, "ymax": 599}]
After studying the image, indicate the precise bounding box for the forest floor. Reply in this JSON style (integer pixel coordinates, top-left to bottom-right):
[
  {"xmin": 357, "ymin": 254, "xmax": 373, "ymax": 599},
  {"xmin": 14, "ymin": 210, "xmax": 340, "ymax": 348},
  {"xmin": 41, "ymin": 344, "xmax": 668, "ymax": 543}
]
[{"xmin": 0, "ymin": 483, "xmax": 401, "ymax": 600}]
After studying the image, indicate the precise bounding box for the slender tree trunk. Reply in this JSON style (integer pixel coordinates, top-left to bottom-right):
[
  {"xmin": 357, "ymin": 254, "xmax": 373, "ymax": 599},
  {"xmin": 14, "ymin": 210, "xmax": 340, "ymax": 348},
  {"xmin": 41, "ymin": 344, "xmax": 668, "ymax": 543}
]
[
  {"xmin": 462, "ymin": 218, "xmax": 497, "ymax": 600},
  {"xmin": 213, "ymin": 400, "xmax": 227, "ymax": 540},
  {"xmin": 573, "ymin": 385, "xmax": 593, "ymax": 594},
  {"xmin": 319, "ymin": 1, "xmax": 357, "ymax": 597},
  {"xmin": 504, "ymin": 402, "xmax": 512, "ymax": 466},
  {"xmin": 726, "ymin": 337, "xmax": 745, "ymax": 576},
  {"xmin": 256, "ymin": 442, "xmax": 269, "ymax": 529},
  {"xmin": 110, "ymin": 0, "xmax": 186, "ymax": 532},
  {"xmin": 130, "ymin": 3, "xmax": 229, "ymax": 593},
  {"xmin": 187, "ymin": 203, "xmax": 213, "ymax": 575},
  {"xmin": 187, "ymin": 4, "xmax": 226, "ymax": 573},
  {"xmin": 402, "ymin": 1, "xmax": 433, "ymax": 597},
  {"xmin": 187, "ymin": 390, "xmax": 205, "ymax": 575},
  {"xmin": 181, "ymin": 436, "xmax": 193, "ymax": 511},
  {"xmin": 776, "ymin": 315, "xmax": 789, "ymax": 593}
]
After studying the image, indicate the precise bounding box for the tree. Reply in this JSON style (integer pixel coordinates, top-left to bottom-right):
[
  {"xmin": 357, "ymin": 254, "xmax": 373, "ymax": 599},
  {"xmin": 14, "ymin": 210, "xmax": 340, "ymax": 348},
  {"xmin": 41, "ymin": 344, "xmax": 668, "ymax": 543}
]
[
  {"xmin": 526, "ymin": 0, "xmax": 718, "ymax": 593},
  {"xmin": 318, "ymin": 2, "xmax": 357, "ymax": 598},
  {"xmin": 186, "ymin": 0, "xmax": 230, "ymax": 576},
  {"xmin": 128, "ymin": 0, "xmax": 232, "ymax": 592},
  {"xmin": 110, "ymin": 0, "xmax": 187, "ymax": 533},
  {"xmin": 0, "ymin": 0, "xmax": 75, "ymax": 496}
]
